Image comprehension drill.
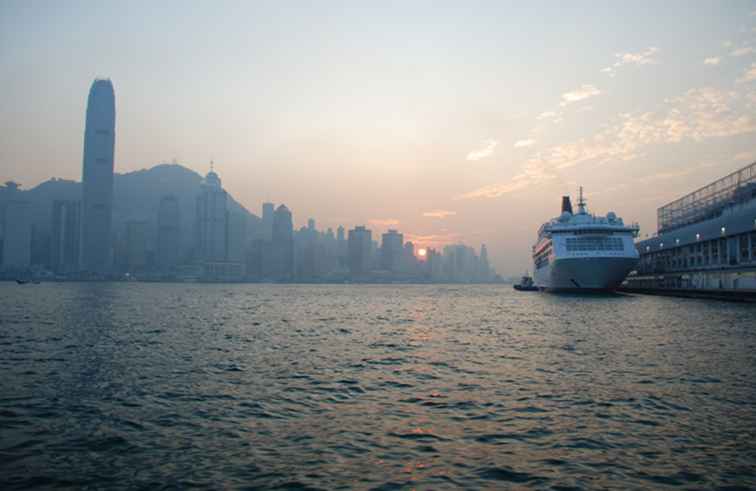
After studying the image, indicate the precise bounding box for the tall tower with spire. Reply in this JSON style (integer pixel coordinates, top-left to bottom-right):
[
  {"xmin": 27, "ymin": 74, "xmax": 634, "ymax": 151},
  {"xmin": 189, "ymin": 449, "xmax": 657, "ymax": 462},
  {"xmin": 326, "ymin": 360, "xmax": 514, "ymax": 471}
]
[
  {"xmin": 195, "ymin": 162, "xmax": 228, "ymax": 262},
  {"xmin": 80, "ymin": 79, "xmax": 116, "ymax": 274}
]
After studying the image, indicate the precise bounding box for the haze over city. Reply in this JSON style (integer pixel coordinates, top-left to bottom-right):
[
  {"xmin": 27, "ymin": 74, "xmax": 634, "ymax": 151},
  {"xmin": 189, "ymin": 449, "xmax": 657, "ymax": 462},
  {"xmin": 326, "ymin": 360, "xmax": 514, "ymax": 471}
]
[{"xmin": 2, "ymin": 1, "xmax": 755, "ymax": 274}]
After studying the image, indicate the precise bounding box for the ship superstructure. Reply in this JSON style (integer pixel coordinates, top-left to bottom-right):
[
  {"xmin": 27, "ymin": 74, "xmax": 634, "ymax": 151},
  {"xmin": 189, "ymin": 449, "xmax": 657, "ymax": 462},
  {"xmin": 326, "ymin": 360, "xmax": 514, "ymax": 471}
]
[{"xmin": 533, "ymin": 188, "xmax": 639, "ymax": 291}]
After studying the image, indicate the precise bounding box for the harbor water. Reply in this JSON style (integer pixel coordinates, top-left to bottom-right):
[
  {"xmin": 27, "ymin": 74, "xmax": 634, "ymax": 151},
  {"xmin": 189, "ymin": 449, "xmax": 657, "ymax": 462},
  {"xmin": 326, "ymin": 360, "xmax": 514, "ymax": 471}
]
[{"xmin": 1, "ymin": 283, "xmax": 755, "ymax": 489}]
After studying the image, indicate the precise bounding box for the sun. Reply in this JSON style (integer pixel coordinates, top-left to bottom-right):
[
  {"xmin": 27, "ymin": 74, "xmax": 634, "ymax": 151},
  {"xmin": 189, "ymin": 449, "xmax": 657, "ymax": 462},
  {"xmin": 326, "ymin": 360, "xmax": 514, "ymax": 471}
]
[{"xmin": 417, "ymin": 248, "xmax": 427, "ymax": 257}]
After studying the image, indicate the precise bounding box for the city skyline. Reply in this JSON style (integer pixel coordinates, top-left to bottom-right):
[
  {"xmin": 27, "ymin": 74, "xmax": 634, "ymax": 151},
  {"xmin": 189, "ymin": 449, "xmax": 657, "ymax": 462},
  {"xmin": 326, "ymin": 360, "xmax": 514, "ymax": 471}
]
[{"xmin": 2, "ymin": 1, "xmax": 756, "ymax": 274}]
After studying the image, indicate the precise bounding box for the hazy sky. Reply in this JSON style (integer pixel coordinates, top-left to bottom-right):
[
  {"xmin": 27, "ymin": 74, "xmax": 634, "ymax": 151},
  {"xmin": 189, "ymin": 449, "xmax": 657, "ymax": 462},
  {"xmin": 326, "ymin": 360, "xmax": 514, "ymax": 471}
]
[{"xmin": 2, "ymin": 1, "xmax": 755, "ymax": 274}]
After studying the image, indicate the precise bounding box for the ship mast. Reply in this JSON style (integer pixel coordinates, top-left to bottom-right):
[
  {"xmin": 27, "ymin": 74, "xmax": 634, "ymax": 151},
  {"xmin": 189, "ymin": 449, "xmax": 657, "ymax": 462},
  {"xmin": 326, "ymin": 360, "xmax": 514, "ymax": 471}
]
[{"xmin": 577, "ymin": 186, "xmax": 586, "ymax": 214}]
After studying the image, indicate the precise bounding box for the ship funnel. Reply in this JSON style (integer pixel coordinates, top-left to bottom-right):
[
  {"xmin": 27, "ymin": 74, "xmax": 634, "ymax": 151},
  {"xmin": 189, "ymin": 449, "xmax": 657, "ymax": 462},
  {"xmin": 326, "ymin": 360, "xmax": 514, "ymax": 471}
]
[{"xmin": 561, "ymin": 196, "xmax": 573, "ymax": 214}]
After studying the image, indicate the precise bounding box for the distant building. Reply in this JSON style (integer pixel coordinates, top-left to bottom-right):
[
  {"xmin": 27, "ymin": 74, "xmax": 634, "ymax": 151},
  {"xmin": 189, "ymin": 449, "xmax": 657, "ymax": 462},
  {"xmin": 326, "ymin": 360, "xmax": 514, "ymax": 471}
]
[
  {"xmin": 195, "ymin": 167, "xmax": 228, "ymax": 262},
  {"xmin": 443, "ymin": 244, "xmax": 479, "ymax": 282},
  {"xmin": 261, "ymin": 202, "xmax": 274, "ymax": 241},
  {"xmin": 348, "ymin": 225, "xmax": 372, "ymax": 276},
  {"xmin": 403, "ymin": 241, "xmax": 417, "ymax": 274},
  {"xmin": 1, "ymin": 182, "xmax": 32, "ymax": 272},
  {"xmin": 227, "ymin": 212, "xmax": 247, "ymax": 264},
  {"xmin": 125, "ymin": 221, "xmax": 148, "ymax": 272},
  {"xmin": 157, "ymin": 195, "xmax": 180, "ymax": 272},
  {"xmin": 380, "ymin": 229, "xmax": 403, "ymax": 272},
  {"xmin": 426, "ymin": 248, "xmax": 444, "ymax": 281},
  {"xmin": 479, "ymin": 244, "xmax": 491, "ymax": 281},
  {"xmin": 80, "ymin": 78, "xmax": 116, "ymax": 274},
  {"xmin": 51, "ymin": 200, "xmax": 81, "ymax": 274},
  {"xmin": 272, "ymin": 204, "xmax": 294, "ymax": 279}
]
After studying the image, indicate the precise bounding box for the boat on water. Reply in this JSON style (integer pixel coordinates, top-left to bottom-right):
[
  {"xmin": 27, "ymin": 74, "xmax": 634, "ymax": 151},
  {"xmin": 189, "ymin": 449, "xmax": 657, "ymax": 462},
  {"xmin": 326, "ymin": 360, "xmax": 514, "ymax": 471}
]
[
  {"xmin": 513, "ymin": 274, "xmax": 538, "ymax": 291},
  {"xmin": 533, "ymin": 188, "xmax": 639, "ymax": 291}
]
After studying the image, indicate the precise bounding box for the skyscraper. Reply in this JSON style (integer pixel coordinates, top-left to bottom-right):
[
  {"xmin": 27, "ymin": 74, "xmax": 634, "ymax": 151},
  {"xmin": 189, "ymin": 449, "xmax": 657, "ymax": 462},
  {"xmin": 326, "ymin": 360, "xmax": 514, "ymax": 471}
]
[
  {"xmin": 380, "ymin": 229, "xmax": 403, "ymax": 272},
  {"xmin": 479, "ymin": 244, "xmax": 491, "ymax": 281},
  {"xmin": 261, "ymin": 202, "xmax": 275, "ymax": 241},
  {"xmin": 195, "ymin": 167, "xmax": 227, "ymax": 262},
  {"xmin": 157, "ymin": 195, "xmax": 180, "ymax": 272},
  {"xmin": 227, "ymin": 212, "xmax": 247, "ymax": 264},
  {"xmin": 272, "ymin": 204, "xmax": 294, "ymax": 279},
  {"xmin": 348, "ymin": 226, "xmax": 372, "ymax": 276},
  {"xmin": 80, "ymin": 79, "xmax": 116, "ymax": 274},
  {"xmin": 125, "ymin": 220, "xmax": 148, "ymax": 272},
  {"xmin": 51, "ymin": 200, "xmax": 81, "ymax": 274},
  {"xmin": 1, "ymin": 182, "xmax": 32, "ymax": 272}
]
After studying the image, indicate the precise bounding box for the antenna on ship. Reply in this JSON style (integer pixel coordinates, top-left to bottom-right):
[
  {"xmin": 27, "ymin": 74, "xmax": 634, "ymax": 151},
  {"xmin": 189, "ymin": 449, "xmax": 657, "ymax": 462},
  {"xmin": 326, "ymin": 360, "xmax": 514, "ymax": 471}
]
[{"xmin": 577, "ymin": 186, "xmax": 586, "ymax": 214}]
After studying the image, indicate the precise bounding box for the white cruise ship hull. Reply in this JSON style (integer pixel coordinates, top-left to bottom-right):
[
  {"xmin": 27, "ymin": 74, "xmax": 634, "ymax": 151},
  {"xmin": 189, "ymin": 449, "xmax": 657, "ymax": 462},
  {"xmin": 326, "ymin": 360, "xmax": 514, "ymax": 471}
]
[{"xmin": 534, "ymin": 256, "xmax": 637, "ymax": 291}]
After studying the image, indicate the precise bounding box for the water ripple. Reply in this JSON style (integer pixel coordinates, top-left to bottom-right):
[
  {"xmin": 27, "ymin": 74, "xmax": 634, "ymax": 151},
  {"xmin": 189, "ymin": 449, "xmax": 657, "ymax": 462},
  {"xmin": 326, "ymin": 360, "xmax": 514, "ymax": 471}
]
[{"xmin": 1, "ymin": 283, "xmax": 755, "ymax": 489}]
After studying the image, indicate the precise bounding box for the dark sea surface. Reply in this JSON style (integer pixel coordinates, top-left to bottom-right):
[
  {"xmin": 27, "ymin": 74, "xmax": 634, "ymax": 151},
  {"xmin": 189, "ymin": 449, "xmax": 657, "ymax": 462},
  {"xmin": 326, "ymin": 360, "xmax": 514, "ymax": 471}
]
[{"xmin": 1, "ymin": 283, "xmax": 755, "ymax": 490}]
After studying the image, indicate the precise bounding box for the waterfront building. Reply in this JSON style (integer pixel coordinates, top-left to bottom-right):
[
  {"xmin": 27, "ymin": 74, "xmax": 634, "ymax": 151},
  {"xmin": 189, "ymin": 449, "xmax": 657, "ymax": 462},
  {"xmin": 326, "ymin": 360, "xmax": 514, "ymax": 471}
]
[
  {"xmin": 443, "ymin": 244, "xmax": 480, "ymax": 282},
  {"xmin": 348, "ymin": 226, "xmax": 372, "ymax": 276},
  {"xmin": 194, "ymin": 166, "xmax": 246, "ymax": 281},
  {"xmin": 51, "ymin": 200, "xmax": 81, "ymax": 274},
  {"xmin": 426, "ymin": 248, "xmax": 444, "ymax": 281},
  {"xmin": 337, "ymin": 225, "xmax": 345, "ymax": 243},
  {"xmin": 403, "ymin": 241, "xmax": 417, "ymax": 274},
  {"xmin": 125, "ymin": 220, "xmax": 148, "ymax": 273},
  {"xmin": 272, "ymin": 204, "xmax": 294, "ymax": 279},
  {"xmin": 1, "ymin": 182, "xmax": 32, "ymax": 272},
  {"xmin": 157, "ymin": 195, "xmax": 180, "ymax": 272},
  {"xmin": 479, "ymin": 244, "xmax": 491, "ymax": 281},
  {"xmin": 80, "ymin": 79, "xmax": 116, "ymax": 274},
  {"xmin": 261, "ymin": 202, "xmax": 274, "ymax": 241},
  {"xmin": 629, "ymin": 161, "xmax": 756, "ymax": 294},
  {"xmin": 380, "ymin": 229, "xmax": 403, "ymax": 272},
  {"xmin": 195, "ymin": 166, "xmax": 228, "ymax": 263},
  {"xmin": 227, "ymin": 212, "xmax": 247, "ymax": 264}
]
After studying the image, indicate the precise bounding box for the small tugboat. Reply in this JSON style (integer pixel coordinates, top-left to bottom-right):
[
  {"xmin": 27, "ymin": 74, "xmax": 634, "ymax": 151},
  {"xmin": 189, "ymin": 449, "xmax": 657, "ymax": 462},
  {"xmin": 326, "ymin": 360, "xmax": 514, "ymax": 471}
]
[{"xmin": 513, "ymin": 273, "xmax": 538, "ymax": 291}]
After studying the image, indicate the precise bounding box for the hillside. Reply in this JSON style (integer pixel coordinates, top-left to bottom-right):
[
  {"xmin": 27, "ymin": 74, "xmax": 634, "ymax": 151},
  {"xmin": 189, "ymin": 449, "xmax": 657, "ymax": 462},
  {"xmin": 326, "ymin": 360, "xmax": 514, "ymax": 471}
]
[{"xmin": 2, "ymin": 163, "xmax": 259, "ymax": 259}]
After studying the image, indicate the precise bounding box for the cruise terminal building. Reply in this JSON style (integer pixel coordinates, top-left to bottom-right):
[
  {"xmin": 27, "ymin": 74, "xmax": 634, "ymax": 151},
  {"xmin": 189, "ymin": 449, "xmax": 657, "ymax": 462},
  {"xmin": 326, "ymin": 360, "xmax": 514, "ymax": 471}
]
[{"xmin": 625, "ymin": 161, "xmax": 756, "ymax": 299}]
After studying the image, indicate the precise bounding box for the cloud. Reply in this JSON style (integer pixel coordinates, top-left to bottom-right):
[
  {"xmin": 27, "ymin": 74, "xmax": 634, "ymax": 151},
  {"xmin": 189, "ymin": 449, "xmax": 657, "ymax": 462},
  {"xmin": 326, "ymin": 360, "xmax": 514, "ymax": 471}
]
[
  {"xmin": 730, "ymin": 46, "xmax": 754, "ymax": 57},
  {"xmin": 513, "ymin": 138, "xmax": 536, "ymax": 148},
  {"xmin": 455, "ymin": 158, "xmax": 557, "ymax": 200},
  {"xmin": 601, "ymin": 47, "xmax": 660, "ymax": 76},
  {"xmin": 466, "ymin": 139, "xmax": 498, "ymax": 161},
  {"xmin": 404, "ymin": 232, "xmax": 462, "ymax": 248},
  {"xmin": 537, "ymin": 111, "xmax": 558, "ymax": 120},
  {"xmin": 637, "ymin": 161, "xmax": 724, "ymax": 185},
  {"xmin": 456, "ymin": 86, "xmax": 756, "ymax": 200},
  {"xmin": 368, "ymin": 218, "xmax": 399, "ymax": 227},
  {"xmin": 704, "ymin": 57, "xmax": 720, "ymax": 65},
  {"xmin": 422, "ymin": 210, "xmax": 457, "ymax": 219},
  {"xmin": 737, "ymin": 63, "xmax": 756, "ymax": 83},
  {"xmin": 455, "ymin": 177, "xmax": 531, "ymax": 199},
  {"xmin": 560, "ymin": 84, "xmax": 601, "ymax": 106},
  {"xmin": 638, "ymin": 169, "xmax": 693, "ymax": 182},
  {"xmin": 618, "ymin": 46, "xmax": 660, "ymax": 65},
  {"xmin": 546, "ymin": 88, "xmax": 756, "ymax": 170},
  {"xmin": 733, "ymin": 151, "xmax": 755, "ymax": 161}
]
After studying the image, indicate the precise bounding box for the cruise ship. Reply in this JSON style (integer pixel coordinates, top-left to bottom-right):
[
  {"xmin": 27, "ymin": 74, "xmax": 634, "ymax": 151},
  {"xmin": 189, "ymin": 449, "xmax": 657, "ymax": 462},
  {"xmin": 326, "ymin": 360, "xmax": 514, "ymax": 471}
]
[{"xmin": 533, "ymin": 188, "xmax": 639, "ymax": 291}]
